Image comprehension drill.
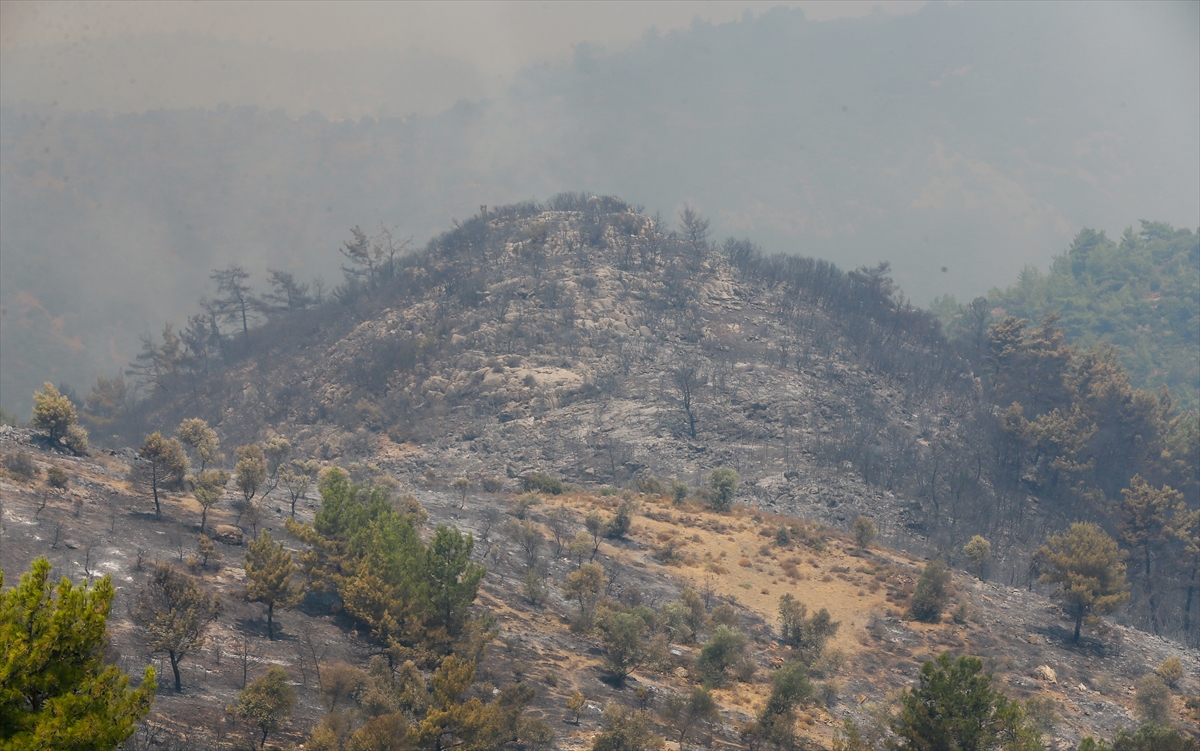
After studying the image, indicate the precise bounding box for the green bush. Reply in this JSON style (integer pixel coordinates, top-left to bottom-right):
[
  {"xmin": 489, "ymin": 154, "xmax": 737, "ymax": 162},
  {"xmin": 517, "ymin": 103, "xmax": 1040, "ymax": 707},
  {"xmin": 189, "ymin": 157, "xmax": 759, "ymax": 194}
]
[
  {"xmin": 1080, "ymin": 722, "xmax": 1200, "ymax": 751},
  {"xmin": 592, "ymin": 704, "xmax": 661, "ymax": 751},
  {"xmin": 778, "ymin": 594, "xmax": 839, "ymax": 667},
  {"xmin": 696, "ymin": 626, "xmax": 747, "ymax": 686},
  {"xmin": 963, "ymin": 535, "xmax": 992, "ymax": 578},
  {"xmin": 605, "ymin": 499, "xmax": 636, "ymax": 539},
  {"xmin": 522, "ymin": 472, "xmax": 564, "ymax": 495},
  {"xmin": 671, "ymin": 481, "xmax": 689, "ymax": 504},
  {"xmin": 708, "ymin": 468, "xmax": 739, "ymax": 512},
  {"xmin": 852, "ymin": 516, "xmax": 877, "ymax": 549},
  {"xmin": 908, "ymin": 559, "xmax": 952, "ymax": 623},
  {"xmin": 892, "ymin": 654, "xmax": 1037, "ymax": 750},
  {"xmin": 756, "ymin": 660, "xmax": 814, "ymax": 748}
]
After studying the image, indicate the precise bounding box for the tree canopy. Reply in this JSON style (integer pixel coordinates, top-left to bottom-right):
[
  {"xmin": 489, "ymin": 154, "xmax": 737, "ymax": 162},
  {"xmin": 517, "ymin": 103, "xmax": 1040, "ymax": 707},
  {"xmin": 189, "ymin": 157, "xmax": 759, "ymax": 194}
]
[
  {"xmin": 244, "ymin": 530, "xmax": 301, "ymax": 640},
  {"xmin": 234, "ymin": 666, "xmax": 296, "ymax": 749},
  {"xmin": 936, "ymin": 222, "xmax": 1199, "ymax": 411},
  {"xmin": 1035, "ymin": 523, "xmax": 1130, "ymax": 643},
  {"xmin": 0, "ymin": 558, "xmax": 156, "ymax": 750},
  {"xmin": 31, "ymin": 382, "xmax": 76, "ymax": 443},
  {"xmin": 889, "ymin": 653, "xmax": 1039, "ymax": 751},
  {"xmin": 286, "ymin": 468, "xmax": 485, "ymax": 656}
]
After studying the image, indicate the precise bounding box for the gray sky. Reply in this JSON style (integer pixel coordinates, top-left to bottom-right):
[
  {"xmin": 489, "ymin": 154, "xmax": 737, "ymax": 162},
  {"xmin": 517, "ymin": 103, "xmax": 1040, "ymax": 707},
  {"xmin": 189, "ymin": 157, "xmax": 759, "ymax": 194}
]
[{"xmin": 1, "ymin": 1, "xmax": 929, "ymax": 53}]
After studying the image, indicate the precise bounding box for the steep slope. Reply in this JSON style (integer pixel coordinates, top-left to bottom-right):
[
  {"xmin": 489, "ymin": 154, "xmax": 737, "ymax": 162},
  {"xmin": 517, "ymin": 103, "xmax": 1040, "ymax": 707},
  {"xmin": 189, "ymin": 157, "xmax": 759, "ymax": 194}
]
[
  {"xmin": 103, "ymin": 195, "xmax": 1198, "ymax": 629},
  {"xmin": 121, "ymin": 197, "xmax": 975, "ymax": 563},
  {"xmin": 2, "ymin": 426, "xmax": 1197, "ymax": 750}
]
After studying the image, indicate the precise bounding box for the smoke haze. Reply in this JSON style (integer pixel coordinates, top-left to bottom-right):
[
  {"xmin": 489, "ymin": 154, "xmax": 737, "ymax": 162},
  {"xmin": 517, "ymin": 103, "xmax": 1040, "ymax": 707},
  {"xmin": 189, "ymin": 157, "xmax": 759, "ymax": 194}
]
[{"xmin": 1, "ymin": 0, "xmax": 1197, "ymax": 415}]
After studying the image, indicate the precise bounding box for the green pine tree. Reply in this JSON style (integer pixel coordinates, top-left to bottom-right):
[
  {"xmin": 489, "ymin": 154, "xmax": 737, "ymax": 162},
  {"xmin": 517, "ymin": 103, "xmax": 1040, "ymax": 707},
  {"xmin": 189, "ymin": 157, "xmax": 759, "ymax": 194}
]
[
  {"xmin": 245, "ymin": 530, "xmax": 301, "ymax": 640},
  {"xmin": 889, "ymin": 653, "xmax": 1040, "ymax": 751},
  {"xmin": 1, "ymin": 558, "xmax": 156, "ymax": 750},
  {"xmin": 1035, "ymin": 523, "xmax": 1130, "ymax": 643}
]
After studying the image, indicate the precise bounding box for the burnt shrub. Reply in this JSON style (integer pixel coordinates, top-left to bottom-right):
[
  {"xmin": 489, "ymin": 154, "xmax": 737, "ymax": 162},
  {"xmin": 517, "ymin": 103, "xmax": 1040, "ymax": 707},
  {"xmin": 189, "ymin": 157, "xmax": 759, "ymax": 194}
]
[
  {"xmin": 3, "ymin": 452, "xmax": 40, "ymax": 482},
  {"xmin": 46, "ymin": 465, "xmax": 70, "ymax": 488}
]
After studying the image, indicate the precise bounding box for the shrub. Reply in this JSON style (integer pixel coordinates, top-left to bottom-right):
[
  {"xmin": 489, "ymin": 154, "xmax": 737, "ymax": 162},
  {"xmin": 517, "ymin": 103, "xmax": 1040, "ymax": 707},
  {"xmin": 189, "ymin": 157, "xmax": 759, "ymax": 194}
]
[
  {"xmin": 63, "ymin": 424, "xmax": 89, "ymax": 455},
  {"xmin": 1024, "ymin": 695, "xmax": 1060, "ymax": 736},
  {"xmin": 518, "ymin": 717, "xmax": 554, "ymax": 751},
  {"xmin": 1098, "ymin": 722, "xmax": 1200, "ymax": 751},
  {"xmin": 1156, "ymin": 657, "xmax": 1184, "ymax": 688},
  {"xmin": 598, "ymin": 610, "xmax": 651, "ymax": 684},
  {"xmin": 810, "ymin": 649, "xmax": 845, "ymax": 678},
  {"xmin": 696, "ymin": 626, "xmax": 747, "ymax": 686},
  {"xmin": 606, "ymin": 499, "xmax": 636, "ymax": 539},
  {"xmin": 778, "ymin": 594, "xmax": 840, "ymax": 666},
  {"xmin": 671, "ymin": 481, "xmax": 689, "ymax": 504},
  {"xmin": 522, "ymin": 569, "xmax": 548, "ymax": 606},
  {"xmin": 951, "ymin": 602, "xmax": 971, "ymax": 625},
  {"xmin": 852, "ymin": 516, "xmax": 877, "ymax": 549},
  {"xmin": 523, "ymin": 472, "xmax": 564, "ymax": 495},
  {"xmin": 46, "ymin": 465, "xmax": 69, "ymax": 489},
  {"xmin": 513, "ymin": 493, "xmax": 541, "ymax": 519},
  {"xmin": 708, "ymin": 468, "xmax": 739, "ymax": 511},
  {"xmin": 820, "ymin": 678, "xmax": 842, "ymax": 707},
  {"xmin": 908, "ymin": 560, "xmax": 952, "ymax": 623},
  {"xmin": 1134, "ymin": 675, "xmax": 1171, "ymax": 724},
  {"xmin": 709, "ymin": 603, "xmax": 740, "ymax": 629},
  {"xmin": 757, "ymin": 661, "xmax": 814, "ymax": 747},
  {"xmin": 566, "ymin": 690, "xmax": 587, "ymax": 725},
  {"xmin": 5, "ymin": 451, "xmax": 40, "ymax": 482},
  {"xmin": 654, "ymin": 539, "xmax": 682, "ymax": 565},
  {"xmin": 592, "ymin": 704, "xmax": 661, "ymax": 751},
  {"xmin": 481, "ymin": 476, "xmax": 504, "ymax": 493},
  {"xmin": 634, "ymin": 476, "xmax": 668, "ymax": 496},
  {"xmin": 963, "ymin": 535, "xmax": 992, "ymax": 579},
  {"xmin": 234, "ymin": 666, "xmax": 296, "ymax": 748}
]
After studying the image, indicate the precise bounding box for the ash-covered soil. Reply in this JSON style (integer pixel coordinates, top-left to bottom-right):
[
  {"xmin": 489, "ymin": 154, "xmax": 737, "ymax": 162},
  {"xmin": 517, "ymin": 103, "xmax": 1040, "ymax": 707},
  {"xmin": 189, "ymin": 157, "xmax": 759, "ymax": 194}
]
[{"xmin": 2, "ymin": 425, "xmax": 1196, "ymax": 749}]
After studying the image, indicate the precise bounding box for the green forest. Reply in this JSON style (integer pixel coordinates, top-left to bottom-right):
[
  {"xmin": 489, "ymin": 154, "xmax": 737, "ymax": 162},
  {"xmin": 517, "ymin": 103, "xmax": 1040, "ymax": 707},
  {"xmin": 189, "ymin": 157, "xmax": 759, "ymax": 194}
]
[{"xmin": 933, "ymin": 221, "xmax": 1199, "ymax": 410}]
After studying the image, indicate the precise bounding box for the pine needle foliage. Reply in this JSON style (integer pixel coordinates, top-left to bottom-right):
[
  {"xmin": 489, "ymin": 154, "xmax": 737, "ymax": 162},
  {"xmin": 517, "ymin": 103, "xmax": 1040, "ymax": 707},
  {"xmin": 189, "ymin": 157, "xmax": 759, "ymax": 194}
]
[
  {"xmin": 0, "ymin": 558, "xmax": 156, "ymax": 750},
  {"xmin": 244, "ymin": 530, "xmax": 301, "ymax": 640}
]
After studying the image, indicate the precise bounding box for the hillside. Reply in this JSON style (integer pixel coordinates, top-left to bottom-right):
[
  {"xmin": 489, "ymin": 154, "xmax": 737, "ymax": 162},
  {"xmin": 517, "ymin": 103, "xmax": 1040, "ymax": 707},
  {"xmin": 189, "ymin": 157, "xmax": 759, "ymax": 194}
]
[
  {"xmin": 105, "ymin": 197, "xmax": 974, "ymax": 561},
  {"xmin": 2, "ymin": 425, "xmax": 1197, "ymax": 750},
  {"xmin": 63, "ymin": 196, "xmax": 1197, "ymax": 646}
]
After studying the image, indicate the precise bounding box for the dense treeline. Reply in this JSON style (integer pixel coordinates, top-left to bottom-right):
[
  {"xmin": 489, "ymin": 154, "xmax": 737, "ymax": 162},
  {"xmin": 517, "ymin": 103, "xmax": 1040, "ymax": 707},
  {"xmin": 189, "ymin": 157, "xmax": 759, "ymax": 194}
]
[{"xmin": 934, "ymin": 221, "xmax": 1200, "ymax": 410}]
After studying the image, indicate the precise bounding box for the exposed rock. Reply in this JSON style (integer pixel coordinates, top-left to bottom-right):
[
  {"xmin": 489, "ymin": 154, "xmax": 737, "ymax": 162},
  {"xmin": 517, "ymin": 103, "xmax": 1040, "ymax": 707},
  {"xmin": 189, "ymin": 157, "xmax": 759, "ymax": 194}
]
[
  {"xmin": 211, "ymin": 524, "xmax": 244, "ymax": 545},
  {"xmin": 1034, "ymin": 665, "xmax": 1057, "ymax": 683}
]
